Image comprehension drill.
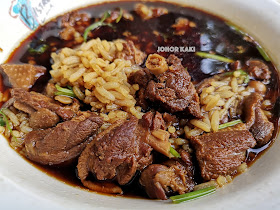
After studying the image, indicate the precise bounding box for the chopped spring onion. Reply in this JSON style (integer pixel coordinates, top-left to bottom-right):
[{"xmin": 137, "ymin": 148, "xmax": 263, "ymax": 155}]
[
  {"xmin": 100, "ymin": 11, "xmax": 111, "ymax": 22},
  {"xmin": 195, "ymin": 52, "xmax": 234, "ymax": 63},
  {"xmin": 223, "ymin": 69, "xmax": 247, "ymax": 76},
  {"xmin": 83, "ymin": 11, "xmax": 112, "ymax": 42},
  {"xmin": 170, "ymin": 186, "xmax": 216, "ymax": 204},
  {"xmin": 55, "ymin": 84, "xmax": 76, "ymax": 98},
  {"xmin": 0, "ymin": 109, "xmax": 17, "ymax": 140},
  {"xmin": 257, "ymin": 45, "xmax": 271, "ymax": 62},
  {"xmin": 170, "ymin": 147, "xmax": 181, "ymax": 158},
  {"xmin": 226, "ymin": 21, "xmax": 247, "ymax": 36},
  {"xmin": 243, "ymin": 74, "xmax": 250, "ymax": 84},
  {"xmin": 223, "ymin": 69, "xmax": 250, "ymax": 84},
  {"xmin": 28, "ymin": 44, "xmax": 48, "ymax": 54},
  {"xmin": 226, "ymin": 21, "xmax": 271, "ymax": 62},
  {"xmin": 218, "ymin": 119, "xmax": 242, "ymax": 130},
  {"xmin": 116, "ymin": 8, "xmax": 123, "ymax": 23},
  {"xmin": 235, "ymin": 69, "xmax": 250, "ymax": 84},
  {"xmin": 0, "ymin": 117, "xmax": 5, "ymax": 126}
]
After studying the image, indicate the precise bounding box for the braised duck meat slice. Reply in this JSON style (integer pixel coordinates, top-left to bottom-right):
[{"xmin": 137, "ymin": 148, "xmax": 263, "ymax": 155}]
[
  {"xmin": 11, "ymin": 88, "xmax": 79, "ymax": 125},
  {"xmin": 128, "ymin": 68, "xmax": 153, "ymax": 88},
  {"xmin": 139, "ymin": 150, "xmax": 195, "ymax": 200},
  {"xmin": 0, "ymin": 64, "xmax": 46, "ymax": 90},
  {"xmin": 246, "ymin": 60, "xmax": 271, "ymax": 80},
  {"xmin": 128, "ymin": 69, "xmax": 153, "ymax": 110},
  {"xmin": 77, "ymin": 117, "xmax": 153, "ymax": 192},
  {"xmin": 146, "ymin": 55, "xmax": 202, "ymax": 117},
  {"xmin": 129, "ymin": 54, "xmax": 202, "ymax": 118},
  {"xmin": 243, "ymin": 92, "xmax": 274, "ymax": 146},
  {"xmin": 142, "ymin": 111, "xmax": 166, "ymax": 131},
  {"xmin": 29, "ymin": 108, "xmax": 60, "ymax": 129},
  {"xmin": 24, "ymin": 112, "xmax": 103, "ymax": 166},
  {"xmin": 117, "ymin": 40, "xmax": 147, "ymax": 65},
  {"xmin": 190, "ymin": 124, "xmax": 256, "ymax": 180}
]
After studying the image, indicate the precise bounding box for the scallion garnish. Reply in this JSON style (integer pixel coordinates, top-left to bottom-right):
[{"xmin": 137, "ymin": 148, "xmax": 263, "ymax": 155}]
[
  {"xmin": 170, "ymin": 186, "xmax": 216, "ymax": 204},
  {"xmin": 226, "ymin": 21, "xmax": 271, "ymax": 62},
  {"xmin": 218, "ymin": 119, "xmax": 242, "ymax": 130},
  {"xmin": 236, "ymin": 69, "xmax": 248, "ymax": 76},
  {"xmin": 0, "ymin": 109, "xmax": 17, "ymax": 140},
  {"xmin": 28, "ymin": 44, "xmax": 48, "ymax": 54},
  {"xmin": 116, "ymin": 8, "xmax": 123, "ymax": 23},
  {"xmin": 257, "ymin": 45, "xmax": 270, "ymax": 62},
  {"xmin": 195, "ymin": 52, "xmax": 234, "ymax": 63},
  {"xmin": 243, "ymin": 74, "xmax": 250, "ymax": 84},
  {"xmin": 223, "ymin": 69, "xmax": 246, "ymax": 76},
  {"xmin": 83, "ymin": 11, "xmax": 112, "ymax": 42},
  {"xmin": 223, "ymin": 69, "xmax": 250, "ymax": 84},
  {"xmin": 226, "ymin": 22, "xmax": 247, "ymax": 36},
  {"xmin": 170, "ymin": 147, "xmax": 181, "ymax": 158},
  {"xmin": 55, "ymin": 84, "xmax": 76, "ymax": 98},
  {"xmin": 0, "ymin": 117, "xmax": 6, "ymax": 126}
]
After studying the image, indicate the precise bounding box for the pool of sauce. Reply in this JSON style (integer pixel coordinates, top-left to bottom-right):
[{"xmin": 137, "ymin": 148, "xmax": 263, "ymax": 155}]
[{"xmin": 3, "ymin": 0, "xmax": 280, "ymax": 198}]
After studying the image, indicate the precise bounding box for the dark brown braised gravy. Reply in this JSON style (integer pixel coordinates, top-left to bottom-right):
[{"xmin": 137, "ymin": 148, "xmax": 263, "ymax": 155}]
[{"xmin": 4, "ymin": 0, "xmax": 280, "ymax": 198}]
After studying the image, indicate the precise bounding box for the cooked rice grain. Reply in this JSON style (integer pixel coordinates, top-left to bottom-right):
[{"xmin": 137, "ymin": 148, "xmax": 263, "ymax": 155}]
[{"xmin": 50, "ymin": 38, "xmax": 144, "ymax": 119}]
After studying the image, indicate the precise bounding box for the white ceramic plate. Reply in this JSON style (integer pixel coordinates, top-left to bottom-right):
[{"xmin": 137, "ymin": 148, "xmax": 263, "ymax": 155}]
[{"xmin": 0, "ymin": 0, "xmax": 280, "ymax": 209}]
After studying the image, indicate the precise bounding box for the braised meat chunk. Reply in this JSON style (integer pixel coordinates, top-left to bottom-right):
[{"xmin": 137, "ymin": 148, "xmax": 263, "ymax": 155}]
[
  {"xmin": 129, "ymin": 54, "xmax": 202, "ymax": 117},
  {"xmin": 12, "ymin": 88, "xmax": 79, "ymax": 124},
  {"xmin": 146, "ymin": 55, "xmax": 202, "ymax": 117},
  {"xmin": 117, "ymin": 40, "xmax": 147, "ymax": 65},
  {"xmin": 142, "ymin": 111, "xmax": 166, "ymax": 131},
  {"xmin": 0, "ymin": 64, "xmax": 46, "ymax": 90},
  {"xmin": 29, "ymin": 108, "xmax": 60, "ymax": 129},
  {"xmin": 246, "ymin": 60, "xmax": 271, "ymax": 80},
  {"xmin": 140, "ymin": 150, "xmax": 195, "ymax": 200},
  {"xmin": 243, "ymin": 92, "xmax": 274, "ymax": 146},
  {"xmin": 24, "ymin": 112, "xmax": 103, "ymax": 166},
  {"xmin": 60, "ymin": 12, "xmax": 91, "ymax": 41},
  {"xmin": 77, "ymin": 117, "xmax": 153, "ymax": 191},
  {"xmin": 191, "ymin": 124, "xmax": 256, "ymax": 180}
]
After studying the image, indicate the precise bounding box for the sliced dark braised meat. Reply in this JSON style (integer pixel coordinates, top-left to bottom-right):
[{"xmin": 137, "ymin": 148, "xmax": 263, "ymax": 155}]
[
  {"xmin": 77, "ymin": 117, "xmax": 153, "ymax": 191},
  {"xmin": 162, "ymin": 113, "xmax": 178, "ymax": 127},
  {"xmin": 243, "ymin": 92, "xmax": 263, "ymax": 128},
  {"xmin": 139, "ymin": 150, "xmax": 194, "ymax": 200},
  {"xmin": 246, "ymin": 60, "xmax": 271, "ymax": 80},
  {"xmin": 24, "ymin": 112, "xmax": 103, "ymax": 166},
  {"xmin": 243, "ymin": 92, "xmax": 274, "ymax": 146},
  {"xmin": 60, "ymin": 12, "xmax": 91, "ymax": 41},
  {"xmin": 128, "ymin": 69, "xmax": 153, "ymax": 110},
  {"xmin": 117, "ymin": 40, "xmax": 147, "ymax": 65},
  {"xmin": 146, "ymin": 55, "xmax": 202, "ymax": 117},
  {"xmin": 0, "ymin": 64, "xmax": 46, "ymax": 90},
  {"xmin": 29, "ymin": 108, "xmax": 60, "ymax": 129},
  {"xmin": 128, "ymin": 68, "xmax": 153, "ymax": 88},
  {"xmin": 129, "ymin": 55, "xmax": 202, "ymax": 117},
  {"xmin": 11, "ymin": 88, "xmax": 79, "ymax": 122},
  {"xmin": 229, "ymin": 60, "xmax": 242, "ymax": 71},
  {"xmin": 190, "ymin": 124, "xmax": 256, "ymax": 180},
  {"xmin": 142, "ymin": 111, "xmax": 166, "ymax": 131}
]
